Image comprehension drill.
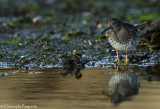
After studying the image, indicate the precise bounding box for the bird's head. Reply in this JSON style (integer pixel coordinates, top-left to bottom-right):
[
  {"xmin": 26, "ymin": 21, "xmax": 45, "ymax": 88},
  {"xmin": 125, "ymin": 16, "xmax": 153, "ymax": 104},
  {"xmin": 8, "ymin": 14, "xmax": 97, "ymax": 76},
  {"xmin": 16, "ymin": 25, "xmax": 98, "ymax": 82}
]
[{"xmin": 101, "ymin": 18, "xmax": 122, "ymax": 34}]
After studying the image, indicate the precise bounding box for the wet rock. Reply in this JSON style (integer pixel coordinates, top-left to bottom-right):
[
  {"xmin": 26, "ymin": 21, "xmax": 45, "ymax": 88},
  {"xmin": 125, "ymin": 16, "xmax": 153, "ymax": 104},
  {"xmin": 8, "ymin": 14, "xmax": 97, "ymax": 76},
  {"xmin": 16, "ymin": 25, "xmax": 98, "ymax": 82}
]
[
  {"xmin": 137, "ymin": 20, "xmax": 160, "ymax": 51},
  {"xmin": 16, "ymin": 57, "xmax": 36, "ymax": 69}
]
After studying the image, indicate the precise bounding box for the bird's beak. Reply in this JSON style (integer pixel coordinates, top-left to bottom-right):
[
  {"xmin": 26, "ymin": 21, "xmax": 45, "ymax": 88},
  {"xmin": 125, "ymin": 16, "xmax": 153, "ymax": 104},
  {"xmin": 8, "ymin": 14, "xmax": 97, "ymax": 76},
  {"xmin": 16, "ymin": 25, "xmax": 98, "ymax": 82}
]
[
  {"xmin": 108, "ymin": 95, "xmax": 112, "ymax": 103},
  {"xmin": 101, "ymin": 25, "xmax": 111, "ymax": 34}
]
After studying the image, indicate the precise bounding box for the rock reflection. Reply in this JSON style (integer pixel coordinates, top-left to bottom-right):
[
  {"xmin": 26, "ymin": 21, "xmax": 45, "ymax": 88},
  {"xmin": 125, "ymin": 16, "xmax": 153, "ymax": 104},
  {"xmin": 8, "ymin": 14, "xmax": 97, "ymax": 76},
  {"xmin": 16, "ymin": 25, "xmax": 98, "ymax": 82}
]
[
  {"xmin": 60, "ymin": 52, "xmax": 89, "ymax": 79},
  {"xmin": 60, "ymin": 69, "xmax": 83, "ymax": 79},
  {"xmin": 104, "ymin": 67, "xmax": 140, "ymax": 104},
  {"xmin": 0, "ymin": 71, "xmax": 18, "ymax": 76},
  {"xmin": 132, "ymin": 65, "xmax": 160, "ymax": 81}
]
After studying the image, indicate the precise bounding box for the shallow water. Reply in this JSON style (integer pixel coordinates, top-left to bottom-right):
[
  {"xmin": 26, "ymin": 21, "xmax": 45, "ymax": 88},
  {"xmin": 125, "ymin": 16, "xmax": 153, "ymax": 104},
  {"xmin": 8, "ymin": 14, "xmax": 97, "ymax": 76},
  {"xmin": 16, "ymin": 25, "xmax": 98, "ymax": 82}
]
[{"xmin": 0, "ymin": 67, "xmax": 160, "ymax": 109}]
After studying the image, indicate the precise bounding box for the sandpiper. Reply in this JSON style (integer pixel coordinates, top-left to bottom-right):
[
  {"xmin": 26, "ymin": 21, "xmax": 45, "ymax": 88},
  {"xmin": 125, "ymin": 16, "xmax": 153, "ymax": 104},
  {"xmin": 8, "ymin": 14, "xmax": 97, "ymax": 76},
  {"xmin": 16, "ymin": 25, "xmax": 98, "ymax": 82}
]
[{"xmin": 101, "ymin": 18, "xmax": 139, "ymax": 64}]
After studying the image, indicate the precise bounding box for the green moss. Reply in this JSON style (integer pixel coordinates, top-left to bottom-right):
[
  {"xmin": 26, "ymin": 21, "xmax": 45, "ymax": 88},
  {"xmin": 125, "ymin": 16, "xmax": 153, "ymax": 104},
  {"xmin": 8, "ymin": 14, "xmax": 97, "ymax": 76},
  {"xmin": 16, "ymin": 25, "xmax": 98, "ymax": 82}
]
[
  {"xmin": 12, "ymin": 65, "xmax": 16, "ymax": 68},
  {"xmin": 31, "ymin": 5, "xmax": 41, "ymax": 11},
  {"xmin": 96, "ymin": 53, "xmax": 100, "ymax": 55},
  {"xmin": 19, "ymin": 4, "xmax": 40, "ymax": 11},
  {"xmin": 139, "ymin": 13, "xmax": 160, "ymax": 23},
  {"xmin": 43, "ymin": 17, "xmax": 56, "ymax": 23},
  {"xmin": 0, "ymin": 54, "xmax": 5, "ymax": 61},
  {"xmin": 66, "ymin": 0, "xmax": 80, "ymax": 8},
  {"xmin": 43, "ymin": 55, "xmax": 47, "ymax": 58},
  {"xmin": 9, "ymin": 17, "xmax": 32, "ymax": 28},
  {"xmin": 135, "ymin": 0, "xmax": 144, "ymax": 6},
  {"xmin": 86, "ymin": 16, "xmax": 92, "ymax": 21},
  {"xmin": 96, "ymin": 36, "xmax": 107, "ymax": 41},
  {"xmin": 83, "ymin": 45, "xmax": 87, "ymax": 49},
  {"xmin": 98, "ymin": 54, "xmax": 105, "ymax": 58},
  {"xmin": 66, "ymin": 31, "xmax": 76, "ymax": 37},
  {"xmin": 96, "ymin": 36, "xmax": 101, "ymax": 41},
  {"xmin": 37, "ymin": 58, "xmax": 40, "ymax": 62},
  {"xmin": 125, "ymin": 15, "xmax": 132, "ymax": 21},
  {"xmin": 43, "ymin": 47, "xmax": 54, "ymax": 52},
  {"xmin": 0, "ymin": 41, "xmax": 22, "ymax": 48},
  {"xmin": 69, "ymin": 40, "xmax": 72, "ymax": 44},
  {"xmin": 62, "ymin": 35, "xmax": 70, "ymax": 41},
  {"xmin": 40, "ymin": 52, "xmax": 44, "ymax": 55},
  {"xmin": 12, "ymin": 55, "xmax": 19, "ymax": 60},
  {"xmin": 39, "ymin": 36, "xmax": 54, "ymax": 42},
  {"xmin": 18, "ymin": 4, "xmax": 29, "ymax": 11},
  {"xmin": 40, "ymin": 10, "xmax": 55, "ymax": 16}
]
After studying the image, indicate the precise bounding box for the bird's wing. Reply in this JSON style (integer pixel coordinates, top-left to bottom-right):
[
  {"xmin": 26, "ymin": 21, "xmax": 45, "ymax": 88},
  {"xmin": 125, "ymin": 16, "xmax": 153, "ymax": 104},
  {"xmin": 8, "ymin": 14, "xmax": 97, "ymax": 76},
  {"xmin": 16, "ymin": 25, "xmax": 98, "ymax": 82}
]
[{"xmin": 124, "ymin": 23, "xmax": 138, "ymax": 32}]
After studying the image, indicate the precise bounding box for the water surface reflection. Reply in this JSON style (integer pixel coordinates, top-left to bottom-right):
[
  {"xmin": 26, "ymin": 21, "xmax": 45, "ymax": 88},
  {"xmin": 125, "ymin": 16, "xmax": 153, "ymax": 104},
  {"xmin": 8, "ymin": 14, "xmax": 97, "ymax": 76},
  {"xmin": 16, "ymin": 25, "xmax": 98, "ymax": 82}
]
[{"xmin": 0, "ymin": 67, "xmax": 160, "ymax": 109}]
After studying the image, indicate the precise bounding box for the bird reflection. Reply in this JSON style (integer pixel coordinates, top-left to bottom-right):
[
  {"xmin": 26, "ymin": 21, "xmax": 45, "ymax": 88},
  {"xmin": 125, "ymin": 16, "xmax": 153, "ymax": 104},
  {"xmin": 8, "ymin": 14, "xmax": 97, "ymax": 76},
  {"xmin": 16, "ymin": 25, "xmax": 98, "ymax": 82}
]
[{"xmin": 103, "ymin": 67, "xmax": 140, "ymax": 104}]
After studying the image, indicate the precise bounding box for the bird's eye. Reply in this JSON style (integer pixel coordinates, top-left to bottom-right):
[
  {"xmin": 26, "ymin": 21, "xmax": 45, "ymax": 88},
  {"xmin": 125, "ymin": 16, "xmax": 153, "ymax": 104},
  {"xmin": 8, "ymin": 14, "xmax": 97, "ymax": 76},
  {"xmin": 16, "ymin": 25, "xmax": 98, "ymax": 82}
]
[{"xmin": 111, "ymin": 22, "xmax": 117, "ymax": 25}]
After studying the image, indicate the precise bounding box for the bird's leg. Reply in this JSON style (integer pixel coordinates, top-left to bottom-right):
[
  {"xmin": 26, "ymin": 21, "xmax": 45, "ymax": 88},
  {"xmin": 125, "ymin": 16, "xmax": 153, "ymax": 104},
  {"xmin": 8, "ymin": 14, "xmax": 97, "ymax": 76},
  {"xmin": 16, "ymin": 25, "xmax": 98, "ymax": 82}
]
[
  {"xmin": 116, "ymin": 49, "xmax": 119, "ymax": 64},
  {"xmin": 126, "ymin": 65, "xmax": 128, "ymax": 70},
  {"xmin": 116, "ymin": 66, "xmax": 119, "ymax": 72},
  {"xmin": 126, "ymin": 52, "xmax": 128, "ymax": 64}
]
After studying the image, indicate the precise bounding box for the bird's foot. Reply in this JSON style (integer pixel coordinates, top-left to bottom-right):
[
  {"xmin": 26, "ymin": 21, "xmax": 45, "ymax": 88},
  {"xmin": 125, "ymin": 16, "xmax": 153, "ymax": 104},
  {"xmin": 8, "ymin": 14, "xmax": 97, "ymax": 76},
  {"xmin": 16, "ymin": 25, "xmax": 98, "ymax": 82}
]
[
  {"xmin": 116, "ymin": 59, "xmax": 120, "ymax": 64},
  {"xmin": 133, "ymin": 48, "xmax": 136, "ymax": 51},
  {"xmin": 126, "ymin": 65, "xmax": 128, "ymax": 70}
]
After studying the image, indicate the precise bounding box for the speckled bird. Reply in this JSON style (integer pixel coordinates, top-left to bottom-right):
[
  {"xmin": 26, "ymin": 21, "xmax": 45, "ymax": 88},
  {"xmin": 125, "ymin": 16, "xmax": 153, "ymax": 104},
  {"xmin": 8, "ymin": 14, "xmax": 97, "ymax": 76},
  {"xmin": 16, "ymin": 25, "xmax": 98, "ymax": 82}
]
[{"xmin": 101, "ymin": 18, "xmax": 139, "ymax": 64}]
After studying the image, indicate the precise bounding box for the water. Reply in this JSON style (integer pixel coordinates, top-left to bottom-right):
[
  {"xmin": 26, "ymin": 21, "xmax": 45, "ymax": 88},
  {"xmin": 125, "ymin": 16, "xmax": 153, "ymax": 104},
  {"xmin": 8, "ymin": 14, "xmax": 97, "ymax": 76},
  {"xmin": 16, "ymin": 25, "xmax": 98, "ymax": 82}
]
[{"xmin": 0, "ymin": 67, "xmax": 160, "ymax": 109}]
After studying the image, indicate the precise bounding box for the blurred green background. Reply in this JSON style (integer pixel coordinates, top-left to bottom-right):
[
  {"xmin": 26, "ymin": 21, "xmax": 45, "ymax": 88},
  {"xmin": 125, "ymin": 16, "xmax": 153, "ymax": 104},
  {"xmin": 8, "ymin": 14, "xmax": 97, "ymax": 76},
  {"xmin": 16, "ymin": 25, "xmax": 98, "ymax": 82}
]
[{"xmin": 0, "ymin": 0, "xmax": 160, "ymax": 23}]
